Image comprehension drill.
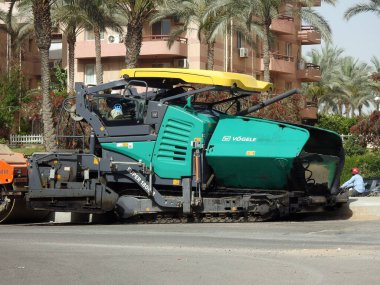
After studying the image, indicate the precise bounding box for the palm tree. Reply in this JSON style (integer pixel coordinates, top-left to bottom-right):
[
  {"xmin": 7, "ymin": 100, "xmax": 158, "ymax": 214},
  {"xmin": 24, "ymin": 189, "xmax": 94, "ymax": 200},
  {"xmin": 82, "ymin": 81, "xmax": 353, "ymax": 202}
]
[
  {"xmin": 370, "ymin": 56, "xmax": 380, "ymax": 85},
  {"xmin": 152, "ymin": 0, "xmax": 221, "ymax": 70},
  {"xmin": 30, "ymin": 0, "xmax": 57, "ymax": 151},
  {"xmin": 337, "ymin": 56, "xmax": 373, "ymax": 117},
  {"xmin": 303, "ymin": 44, "xmax": 345, "ymax": 114},
  {"xmin": 0, "ymin": 1, "xmax": 33, "ymax": 72},
  {"xmin": 52, "ymin": 0, "xmax": 85, "ymax": 94},
  {"xmin": 78, "ymin": 0, "xmax": 122, "ymax": 84},
  {"xmin": 369, "ymin": 56, "xmax": 380, "ymax": 110},
  {"xmin": 344, "ymin": 0, "xmax": 380, "ymax": 20},
  {"xmin": 115, "ymin": 0, "xmax": 157, "ymax": 69}
]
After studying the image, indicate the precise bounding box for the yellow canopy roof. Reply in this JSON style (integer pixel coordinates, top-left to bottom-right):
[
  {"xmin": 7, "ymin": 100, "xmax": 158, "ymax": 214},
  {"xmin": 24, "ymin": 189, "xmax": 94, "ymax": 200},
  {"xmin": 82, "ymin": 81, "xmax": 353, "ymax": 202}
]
[{"xmin": 120, "ymin": 68, "xmax": 272, "ymax": 92}]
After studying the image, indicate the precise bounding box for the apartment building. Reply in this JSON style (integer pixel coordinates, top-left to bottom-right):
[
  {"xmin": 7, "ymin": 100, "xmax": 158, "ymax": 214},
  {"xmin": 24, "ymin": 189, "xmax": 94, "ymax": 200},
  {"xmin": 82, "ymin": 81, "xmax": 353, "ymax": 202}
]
[
  {"xmin": 0, "ymin": 2, "xmax": 41, "ymax": 89},
  {"xmin": 73, "ymin": 1, "xmax": 321, "ymax": 99}
]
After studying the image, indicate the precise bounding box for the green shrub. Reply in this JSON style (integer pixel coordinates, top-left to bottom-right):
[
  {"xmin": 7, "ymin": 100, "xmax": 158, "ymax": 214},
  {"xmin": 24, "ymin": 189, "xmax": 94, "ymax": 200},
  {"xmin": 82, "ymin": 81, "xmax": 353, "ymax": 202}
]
[
  {"xmin": 343, "ymin": 135, "xmax": 367, "ymax": 156},
  {"xmin": 0, "ymin": 67, "xmax": 26, "ymax": 136},
  {"xmin": 341, "ymin": 151, "xmax": 380, "ymax": 182},
  {"xmin": 316, "ymin": 114, "xmax": 359, "ymax": 135}
]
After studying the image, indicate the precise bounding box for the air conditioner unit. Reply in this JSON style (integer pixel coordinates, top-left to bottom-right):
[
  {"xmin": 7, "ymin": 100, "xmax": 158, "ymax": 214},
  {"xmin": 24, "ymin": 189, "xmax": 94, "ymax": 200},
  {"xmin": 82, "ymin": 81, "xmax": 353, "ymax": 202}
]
[
  {"xmin": 239, "ymin": 47, "xmax": 248, "ymax": 58},
  {"xmin": 174, "ymin": 58, "xmax": 189, "ymax": 68},
  {"xmin": 108, "ymin": 34, "xmax": 121, "ymax": 44}
]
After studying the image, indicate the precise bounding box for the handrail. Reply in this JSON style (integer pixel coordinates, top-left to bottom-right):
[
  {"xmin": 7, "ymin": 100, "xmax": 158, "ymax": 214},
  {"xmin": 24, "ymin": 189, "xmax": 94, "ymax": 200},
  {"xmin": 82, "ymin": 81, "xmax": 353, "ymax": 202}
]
[
  {"xmin": 258, "ymin": 52, "xmax": 294, "ymax": 62},
  {"xmin": 277, "ymin": 15, "xmax": 294, "ymax": 21},
  {"xmin": 301, "ymin": 25, "xmax": 316, "ymax": 31},
  {"xmin": 142, "ymin": 35, "xmax": 188, "ymax": 44},
  {"xmin": 304, "ymin": 63, "xmax": 320, "ymax": 70}
]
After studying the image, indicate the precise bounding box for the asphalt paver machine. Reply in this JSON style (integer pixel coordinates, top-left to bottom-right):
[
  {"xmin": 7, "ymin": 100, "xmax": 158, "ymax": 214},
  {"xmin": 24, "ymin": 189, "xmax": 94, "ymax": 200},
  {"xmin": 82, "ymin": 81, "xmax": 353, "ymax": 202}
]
[{"xmin": 25, "ymin": 68, "xmax": 347, "ymax": 222}]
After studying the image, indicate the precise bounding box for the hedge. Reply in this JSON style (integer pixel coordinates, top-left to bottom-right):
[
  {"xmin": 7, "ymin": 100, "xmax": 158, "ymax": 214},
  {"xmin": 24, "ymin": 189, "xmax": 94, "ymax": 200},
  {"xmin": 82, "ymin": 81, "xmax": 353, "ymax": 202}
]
[
  {"xmin": 341, "ymin": 151, "xmax": 380, "ymax": 183},
  {"xmin": 316, "ymin": 114, "xmax": 359, "ymax": 135}
]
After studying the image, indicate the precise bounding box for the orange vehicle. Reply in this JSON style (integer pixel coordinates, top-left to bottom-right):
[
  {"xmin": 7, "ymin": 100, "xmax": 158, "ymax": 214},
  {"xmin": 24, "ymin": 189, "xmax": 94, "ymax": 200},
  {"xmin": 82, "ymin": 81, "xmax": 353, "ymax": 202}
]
[{"xmin": 0, "ymin": 145, "xmax": 49, "ymax": 223}]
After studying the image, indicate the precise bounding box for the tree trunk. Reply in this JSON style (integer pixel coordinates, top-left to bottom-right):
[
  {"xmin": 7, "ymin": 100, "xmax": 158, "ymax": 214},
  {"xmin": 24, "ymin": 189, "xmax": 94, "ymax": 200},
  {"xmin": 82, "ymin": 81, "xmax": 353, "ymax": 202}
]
[
  {"xmin": 344, "ymin": 102, "xmax": 350, "ymax": 118},
  {"xmin": 5, "ymin": 0, "xmax": 16, "ymax": 74},
  {"xmin": 94, "ymin": 25, "xmax": 103, "ymax": 84},
  {"xmin": 6, "ymin": 34, "xmax": 12, "ymax": 74},
  {"xmin": 32, "ymin": 0, "xmax": 56, "ymax": 151},
  {"xmin": 207, "ymin": 42, "xmax": 215, "ymax": 70},
  {"xmin": 40, "ymin": 48, "xmax": 57, "ymax": 151},
  {"xmin": 262, "ymin": 24, "xmax": 271, "ymax": 83},
  {"xmin": 125, "ymin": 20, "xmax": 143, "ymax": 68},
  {"xmin": 67, "ymin": 28, "xmax": 76, "ymax": 95}
]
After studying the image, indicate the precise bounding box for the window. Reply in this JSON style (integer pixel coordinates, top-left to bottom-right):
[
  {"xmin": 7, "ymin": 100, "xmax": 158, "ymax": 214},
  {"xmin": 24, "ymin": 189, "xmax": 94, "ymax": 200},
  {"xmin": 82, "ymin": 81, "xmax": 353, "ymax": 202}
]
[
  {"xmin": 286, "ymin": 43, "xmax": 292, "ymax": 57},
  {"xmin": 285, "ymin": 81, "xmax": 292, "ymax": 90},
  {"xmin": 90, "ymin": 95, "xmax": 144, "ymax": 126},
  {"xmin": 85, "ymin": 29, "xmax": 104, "ymax": 41},
  {"xmin": 85, "ymin": 64, "xmax": 96, "ymax": 85},
  {"xmin": 28, "ymin": 38, "xmax": 33, "ymax": 52},
  {"xmin": 152, "ymin": 19, "xmax": 171, "ymax": 35},
  {"xmin": 237, "ymin": 32, "xmax": 243, "ymax": 49}
]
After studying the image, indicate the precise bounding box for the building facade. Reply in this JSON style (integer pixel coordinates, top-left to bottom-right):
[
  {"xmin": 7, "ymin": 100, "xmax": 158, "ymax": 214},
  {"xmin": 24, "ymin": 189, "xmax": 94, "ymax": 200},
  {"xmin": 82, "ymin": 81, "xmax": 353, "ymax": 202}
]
[
  {"xmin": 72, "ymin": 1, "xmax": 322, "ymax": 96},
  {"xmin": 0, "ymin": 2, "xmax": 41, "ymax": 89}
]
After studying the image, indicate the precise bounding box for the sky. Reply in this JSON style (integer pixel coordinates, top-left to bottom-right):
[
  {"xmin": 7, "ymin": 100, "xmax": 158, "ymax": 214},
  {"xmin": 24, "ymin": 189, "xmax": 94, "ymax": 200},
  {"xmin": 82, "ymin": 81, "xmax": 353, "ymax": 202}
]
[{"xmin": 302, "ymin": 0, "xmax": 380, "ymax": 65}]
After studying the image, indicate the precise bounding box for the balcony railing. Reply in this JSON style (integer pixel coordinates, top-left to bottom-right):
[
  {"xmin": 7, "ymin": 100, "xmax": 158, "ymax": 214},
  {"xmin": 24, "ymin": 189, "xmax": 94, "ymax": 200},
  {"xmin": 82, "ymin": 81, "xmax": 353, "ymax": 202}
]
[
  {"xmin": 142, "ymin": 35, "xmax": 187, "ymax": 44},
  {"xmin": 298, "ymin": 26, "xmax": 321, "ymax": 45},
  {"xmin": 297, "ymin": 63, "xmax": 321, "ymax": 82}
]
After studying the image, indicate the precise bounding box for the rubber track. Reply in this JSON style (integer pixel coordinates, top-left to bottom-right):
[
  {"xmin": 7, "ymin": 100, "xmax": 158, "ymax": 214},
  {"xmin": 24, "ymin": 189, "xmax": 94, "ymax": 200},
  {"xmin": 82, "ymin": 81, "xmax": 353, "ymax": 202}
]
[{"xmin": 122, "ymin": 211, "xmax": 278, "ymax": 224}]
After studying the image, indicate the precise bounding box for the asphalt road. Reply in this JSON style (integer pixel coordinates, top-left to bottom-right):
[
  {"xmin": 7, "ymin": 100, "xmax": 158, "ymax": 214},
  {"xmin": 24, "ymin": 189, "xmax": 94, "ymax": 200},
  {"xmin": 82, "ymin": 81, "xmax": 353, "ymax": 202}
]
[{"xmin": 1, "ymin": 218, "xmax": 380, "ymax": 285}]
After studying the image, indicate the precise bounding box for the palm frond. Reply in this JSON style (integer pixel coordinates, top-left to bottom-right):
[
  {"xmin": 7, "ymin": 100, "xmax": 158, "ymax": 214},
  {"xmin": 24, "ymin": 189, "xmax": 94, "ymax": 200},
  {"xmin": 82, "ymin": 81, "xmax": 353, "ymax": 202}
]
[
  {"xmin": 301, "ymin": 7, "xmax": 332, "ymax": 43},
  {"xmin": 344, "ymin": 0, "xmax": 380, "ymax": 20}
]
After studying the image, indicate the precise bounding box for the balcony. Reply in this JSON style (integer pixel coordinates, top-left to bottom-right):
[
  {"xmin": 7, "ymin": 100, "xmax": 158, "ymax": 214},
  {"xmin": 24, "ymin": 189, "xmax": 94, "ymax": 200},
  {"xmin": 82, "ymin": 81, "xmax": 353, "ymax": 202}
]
[
  {"xmin": 298, "ymin": 26, "xmax": 321, "ymax": 45},
  {"xmin": 299, "ymin": 101, "xmax": 318, "ymax": 124},
  {"xmin": 259, "ymin": 52, "xmax": 296, "ymax": 74},
  {"xmin": 140, "ymin": 35, "xmax": 188, "ymax": 58},
  {"xmin": 297, "ymin": 63, "xmax": 321, "ymax": 82},
  {"xmin": 75, "ymin": 35, "xmax": 188, "ymax": 59},
  {"xmin": 270, "ymin": 15, "xmax": 295, "ymax": 35}
]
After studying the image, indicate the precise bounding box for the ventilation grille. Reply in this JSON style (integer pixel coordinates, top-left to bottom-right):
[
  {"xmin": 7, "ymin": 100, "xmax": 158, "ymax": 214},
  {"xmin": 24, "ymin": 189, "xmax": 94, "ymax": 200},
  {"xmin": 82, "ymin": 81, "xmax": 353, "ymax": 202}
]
[{"xmin": 157, "ymin": 119, "xmax": 192, "ymax": 161}]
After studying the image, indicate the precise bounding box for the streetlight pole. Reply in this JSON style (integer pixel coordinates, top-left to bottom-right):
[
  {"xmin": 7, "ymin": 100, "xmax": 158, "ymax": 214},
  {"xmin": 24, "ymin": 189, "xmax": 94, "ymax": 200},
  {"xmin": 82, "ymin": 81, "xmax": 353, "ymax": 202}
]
[{"xmin": 375, "ymin": 96, "xmax": 380, "ymax": 112}]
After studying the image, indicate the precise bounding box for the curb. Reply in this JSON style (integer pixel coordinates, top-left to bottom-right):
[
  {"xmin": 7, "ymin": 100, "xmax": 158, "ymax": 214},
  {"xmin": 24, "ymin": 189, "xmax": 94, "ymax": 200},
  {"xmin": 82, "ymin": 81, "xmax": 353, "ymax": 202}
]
[
  {"xmin": 345, "ymin": 197, "xmax": 380, "ymax": 220},
  {"xmin": 51, "ymin": 197, "xmax": 380, "ymax": 223}
]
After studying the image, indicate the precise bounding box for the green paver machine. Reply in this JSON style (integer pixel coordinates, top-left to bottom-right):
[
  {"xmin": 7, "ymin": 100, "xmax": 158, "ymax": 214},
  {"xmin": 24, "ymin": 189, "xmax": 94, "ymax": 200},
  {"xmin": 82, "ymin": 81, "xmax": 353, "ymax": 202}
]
[{"xmin": 26, "ymin": 68, "xmax": 347, "ymax": 222}]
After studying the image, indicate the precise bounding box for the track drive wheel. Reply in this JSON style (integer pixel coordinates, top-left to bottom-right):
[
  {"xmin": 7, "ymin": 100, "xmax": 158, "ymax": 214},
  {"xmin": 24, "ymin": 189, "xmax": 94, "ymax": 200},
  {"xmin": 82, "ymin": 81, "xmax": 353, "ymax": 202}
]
[{"xmin": 0, "ymin": 193, "xmax": 51, "ymax": 224}]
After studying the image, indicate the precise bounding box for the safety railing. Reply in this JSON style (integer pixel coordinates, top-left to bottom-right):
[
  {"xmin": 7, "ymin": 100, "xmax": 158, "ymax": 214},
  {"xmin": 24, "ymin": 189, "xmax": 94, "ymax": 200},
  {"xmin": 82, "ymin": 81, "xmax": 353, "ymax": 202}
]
[
  {"xmin": 258, "ymin": 52, "xmax": 294, "ymax": 62},
  {"xmin": 142, "ymin": 35, "xmax": 188, "ymax": 44},
  {"xmin": 301, "ymin": 25, "xmax": 317, "ymax": 31}
]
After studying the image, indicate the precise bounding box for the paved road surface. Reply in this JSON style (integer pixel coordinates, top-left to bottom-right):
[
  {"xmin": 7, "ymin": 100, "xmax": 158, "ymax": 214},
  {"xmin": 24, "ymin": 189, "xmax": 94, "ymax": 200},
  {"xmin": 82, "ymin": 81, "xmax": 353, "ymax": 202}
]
[{"xmin": 1, "ymin": 218, "xmax": 380, "ymax": 285}]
